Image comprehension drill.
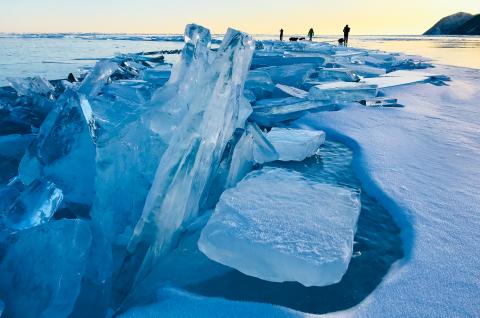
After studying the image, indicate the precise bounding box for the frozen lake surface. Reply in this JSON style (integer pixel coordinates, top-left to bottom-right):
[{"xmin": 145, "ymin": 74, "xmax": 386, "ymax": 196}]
[
  {"xmin": 1, "ymin": 34, "xmax": 479, "ymax": 86},
  {"xmin": 1, "ymin": 27, "xmax": 479, "ymax": 317}
]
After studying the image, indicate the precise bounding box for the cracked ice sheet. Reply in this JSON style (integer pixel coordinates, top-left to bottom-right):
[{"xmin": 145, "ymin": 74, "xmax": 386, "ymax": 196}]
[
  {"xmin": 292, "ymin": 65, "xmax": 480, "ymax": 317},
  {"xmin": 199, "ymin": 167, "xmax": 360, "ymax": 287}
]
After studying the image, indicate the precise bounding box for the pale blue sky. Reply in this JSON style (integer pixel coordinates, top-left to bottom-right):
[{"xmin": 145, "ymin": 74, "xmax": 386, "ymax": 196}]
[{"xmin": 0, "ymin": 0, "xmax": 479, "ymax": 34}]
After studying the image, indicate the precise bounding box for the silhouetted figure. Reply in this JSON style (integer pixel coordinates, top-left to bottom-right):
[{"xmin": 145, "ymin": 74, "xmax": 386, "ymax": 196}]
[
  {"xmin": 338, "ymin": 38, "xmax": 345, "ymax": 46},
  {"xmin": 343, "ymin": 25, "xmax": 351, "ymax": 46},
  {"xmin": 308, "ymin": 28, "xmax": 314, "ymax": 41},
  {"xmin": 280, "ymin": 29, "xmax": 284, "ymax": 41},
  {"xmin": 67, "ymin": 73, "xmax": 78, "ymax": 83}
]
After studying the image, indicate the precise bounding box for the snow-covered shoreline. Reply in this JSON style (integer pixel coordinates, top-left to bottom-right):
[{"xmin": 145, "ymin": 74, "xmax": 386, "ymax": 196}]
[{"xmin": 293, "ymin": 63, "xmax": 480, "ymax": 317}]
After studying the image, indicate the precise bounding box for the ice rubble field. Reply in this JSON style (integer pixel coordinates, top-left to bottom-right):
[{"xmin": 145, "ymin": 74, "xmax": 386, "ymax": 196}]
[{"xmin": 0, "ymin": 23, "xmax": 479, "ymax": 317}]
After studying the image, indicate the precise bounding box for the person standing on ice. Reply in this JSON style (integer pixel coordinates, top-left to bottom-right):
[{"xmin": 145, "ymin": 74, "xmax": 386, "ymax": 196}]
[
  {"xmin": 308, "ymin": 28, "xmax": 314, "ymax": 41},
  {"xmin": 280, "ymin": 29, "xmax": 284, "ymax": 41},
  {"xmin": 343, "ymin": 25, "xmax": 351, "ymax": 46}
]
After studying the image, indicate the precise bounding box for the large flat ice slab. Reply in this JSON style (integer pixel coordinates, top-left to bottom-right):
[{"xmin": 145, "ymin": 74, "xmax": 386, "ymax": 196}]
[
  {"xmin": 198, "ymin": 167, "xmax": 361, "ymax": 287},
  {"xmin": 267, "ymin": 128, "xmax": 325, "ymax": 161}
]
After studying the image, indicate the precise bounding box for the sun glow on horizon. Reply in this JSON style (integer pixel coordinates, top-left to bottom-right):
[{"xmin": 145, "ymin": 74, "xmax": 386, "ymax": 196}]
[{"xmin": 1, "ymin": 0, "xmax": 479, "ymax": 35}]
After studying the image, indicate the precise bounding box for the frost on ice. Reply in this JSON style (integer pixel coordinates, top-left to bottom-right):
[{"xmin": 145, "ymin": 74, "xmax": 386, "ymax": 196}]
[{"xmin": 199, "ymin": 167, "xmax": 361, "ymax": 287}]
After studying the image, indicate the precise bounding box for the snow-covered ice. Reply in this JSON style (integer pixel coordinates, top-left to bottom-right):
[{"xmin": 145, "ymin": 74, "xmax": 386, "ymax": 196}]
[
  {"xmin": 361, "ymin": 70, "xmax": 436, "ymax": 88},
  {"xmin": 199, "ymin": 167, "xmax": 361, "ymax": 287},
  {"xmin": 266, "ymin": 127, "xmax": 325, "ymax": 161},
  {"xmin": 293, "ymin": 64, "xmax": 480, "ymax": 317}
]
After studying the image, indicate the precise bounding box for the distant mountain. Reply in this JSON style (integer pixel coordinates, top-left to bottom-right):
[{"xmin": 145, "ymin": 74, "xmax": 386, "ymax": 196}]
[
  {"xmin": 424, "ymin": 12, "xmax": 474, "ymax": 35},
  {"xmin": 454, "ymin": 14, "xmax": 480, "ymax": 35}
]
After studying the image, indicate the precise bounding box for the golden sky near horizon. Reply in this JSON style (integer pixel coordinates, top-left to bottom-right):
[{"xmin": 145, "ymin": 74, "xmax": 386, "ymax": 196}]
[{"xmin": 0, "ymin": 0, "xmax": 479, "ymax": 35}]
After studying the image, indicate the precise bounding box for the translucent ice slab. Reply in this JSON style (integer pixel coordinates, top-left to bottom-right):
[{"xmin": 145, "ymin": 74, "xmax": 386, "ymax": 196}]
[
  {"xmin": 199, "ymin": 167, "xmax": 361, "ymax": 287},
  {"xmin": 337, "ymin": 63, "xmax": 386, "ymax": 77},
  {"xmin": 310, "ymin": 67, "xmax": 360, "ymax": 83},
  {"xmin": 245, "ymin": 70, "xmax": 275, "ymax": 100},
  {"xmin": 266, "ymin": 128, "xmax": 325, "ymax": 162},
  {"xmin": 7, "ymin": 76, "xmax": 55, "ymax": 98},
  {"xmin": 256, "ymin": 64, "xmax": 316, "ymax": 87},
  {"xmin": 1, "ymin": 179, "xmax": 63, "ymax": 232},
  {"xmin": 308, "ymin": 82, "xmax": 378, "ymax": 103},
  {"xmin": 252, "ymin": 98, "xmax": 333, "ymax": 127}
]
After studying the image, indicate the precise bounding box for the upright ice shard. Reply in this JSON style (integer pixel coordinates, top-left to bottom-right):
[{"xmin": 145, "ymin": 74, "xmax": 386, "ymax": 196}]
[
  {"xmin": 18, "ymin": 91, "xmax": 96, "ymax": 206},
  {"xmin": 78, "ymin": 60, "xmax": 119, "ymax": 98},
  {"xmin": 89, "ymin": 24, "xmax": 213, "ymax": 260},
  {"xmin": 125, "ymin": 28, "xmax": 255, "ymax": 295},
  {"xmin": 199, "ymin": 168, "xmax": 361, "ymax": 287},
  {"xmin": 0, "ymin": 220, "xmax": 91, "ymax": 318},
  {"xmin": 225, "ymin": 122, "xmax": 277, "ymax": 188},
  {"xmin": 18, "ymin": 61, "xmax": 117, "ymax": 206},
  {"xmin": 76, "ymin": 25, "xmax": 254, "ymax": 313}
]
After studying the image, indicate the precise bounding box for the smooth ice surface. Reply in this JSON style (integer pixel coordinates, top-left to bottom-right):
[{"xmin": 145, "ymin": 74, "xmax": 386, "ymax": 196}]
[
  {"xmin": 1, "ymin": 179, "xmax": 63, "ymax": 232},
  {"xmin": 199, "ymin": 167, "xmax": 361, "ymax": 287},
  {"xmin": 0, "ymin": 220, "xmax": 91, "ymax": 318},
  {"xmin": 294, "ymin": 65, "xmax": 480, "ymax": 317},
  {"xmin": 266, "ymin": 128, "xmax": 325, "ymax": 162}
]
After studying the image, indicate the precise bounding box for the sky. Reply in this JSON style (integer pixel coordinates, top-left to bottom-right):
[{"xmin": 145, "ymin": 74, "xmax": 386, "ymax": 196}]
[{"xmin": 0, "ymin": 0, "xmax": 479, "ymax": 35}]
